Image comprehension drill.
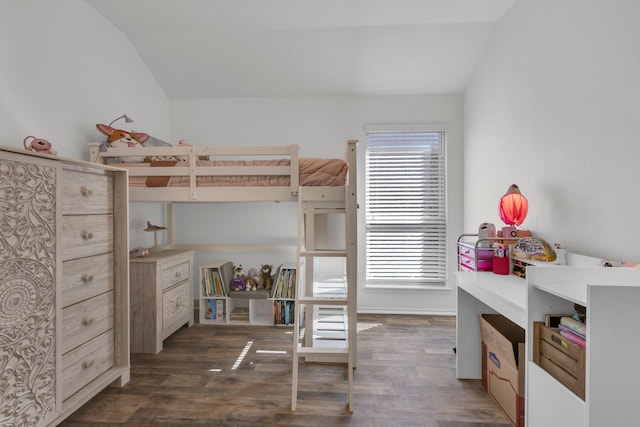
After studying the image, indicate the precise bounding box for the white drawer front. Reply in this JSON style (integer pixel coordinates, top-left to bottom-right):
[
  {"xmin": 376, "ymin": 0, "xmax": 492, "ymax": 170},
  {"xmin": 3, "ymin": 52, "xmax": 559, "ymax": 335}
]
[
  {"xmin": 161, "ymin": 260, "xmax": 191, "ymax": 290},
  {"xmin": 62, "ymin": 330, "xmax": 114, "ymax": 401},
  {"xmin": 163, "ymin": 282, "xmax": 191, "ymax": 330},
  {"xmin": 62, "ymin": 253, "xmax": 114, "ymax": 307},
  {"xmin": 62, "ymin": 214, "xmax": 113, "ymax": 261},
  {"xmin": 62, "ymin": 291, "xmax": 114, "ymax": 354},
  {"xmin": 62, "ymin": 169, "xmax": 113, "ymax": 215}
]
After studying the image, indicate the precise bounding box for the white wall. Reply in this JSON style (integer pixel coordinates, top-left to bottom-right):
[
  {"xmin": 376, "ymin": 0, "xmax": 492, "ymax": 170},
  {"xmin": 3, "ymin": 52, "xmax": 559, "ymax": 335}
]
[
  {"xmin": 0, "ymin": 0, "xmax": 170, "ymax": 245},
  {"xmin": 171, "ymin": 95, "xmax": 464, "ymax": 314},
  {"xmin": 464, "ymin": 0, "xmax": 640, "ymax": 262}
]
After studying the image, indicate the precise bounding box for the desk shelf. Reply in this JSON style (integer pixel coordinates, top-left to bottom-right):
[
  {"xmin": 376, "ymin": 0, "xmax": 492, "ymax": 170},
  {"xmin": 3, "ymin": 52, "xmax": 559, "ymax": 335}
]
[{"xmin": 456, "ymin": 254, "xmax": 640, "ymax": 427}]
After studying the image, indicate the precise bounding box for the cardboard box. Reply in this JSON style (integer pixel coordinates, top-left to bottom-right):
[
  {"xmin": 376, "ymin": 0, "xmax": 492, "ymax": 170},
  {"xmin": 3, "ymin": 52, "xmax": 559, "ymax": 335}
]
[{"xmin": 480, "ymin": 314, "xmax": 525, "ymax": 427}]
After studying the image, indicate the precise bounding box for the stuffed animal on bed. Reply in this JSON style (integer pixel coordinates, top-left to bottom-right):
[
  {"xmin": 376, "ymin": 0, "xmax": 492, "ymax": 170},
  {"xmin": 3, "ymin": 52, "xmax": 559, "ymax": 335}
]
[{"xmin": 96, "ymin": 123, "xmax": 149, "ymax": 162}]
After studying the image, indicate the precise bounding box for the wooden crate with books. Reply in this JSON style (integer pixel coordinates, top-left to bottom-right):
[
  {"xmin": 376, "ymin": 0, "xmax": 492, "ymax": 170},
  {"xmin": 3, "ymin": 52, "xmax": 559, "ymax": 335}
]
[{"xmin": 533, "ymin": 319, "xmax": 586, "ymax": 400}]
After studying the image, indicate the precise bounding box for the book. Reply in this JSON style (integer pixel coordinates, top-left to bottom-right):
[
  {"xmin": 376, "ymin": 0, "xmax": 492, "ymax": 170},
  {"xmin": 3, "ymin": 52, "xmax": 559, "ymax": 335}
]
[
  {"xmin": 216, "ymin": 299, "xmax": 225, "ymax": 319},
  {"xmin": 558, "ymin": 325, "xmax": 586, "ymax": 348},
  {"xmin": 560, "ymin": 316, "xmax": 586, "ymax": 337},
  {"xmin": 205, "ymin": 300, "xmax": 216, "ymax": 319},
  {"xmin": 230, "ymin": 306, "xmax": 249, "ymax": 322}
]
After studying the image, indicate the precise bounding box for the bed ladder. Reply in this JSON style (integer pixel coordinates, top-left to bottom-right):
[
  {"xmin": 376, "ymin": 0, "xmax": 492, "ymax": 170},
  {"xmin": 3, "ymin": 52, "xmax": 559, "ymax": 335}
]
[{"xmin": 291, "ymin": 184, "xmax": 357, "ymax": 412}]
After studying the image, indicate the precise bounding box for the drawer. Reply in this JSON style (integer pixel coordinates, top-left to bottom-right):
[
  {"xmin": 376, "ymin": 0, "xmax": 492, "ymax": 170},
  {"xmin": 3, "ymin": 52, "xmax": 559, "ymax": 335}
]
[
  {"xmin": 62, "ymin": 329, "xmax": 114, "ymax": 401},
  {"xmin": 457, "ymin": 242, "xmax": 493, "ymax": 260},
  {"xmin": 62, "ymin": 291, "xmax": 114, "ymax": 354},
  {"xmin": 161, "ymin": 259, "xmax": 191, "ymax": 290},
  {"xmin": 62, "ymin": 169, "xmax": 113, "ymax": 215},
  {"xmin": 533, "ymin": 322, "xmax": 585, "ymax": 400},
  {"xmin": 458, "ymin": 254, "xmax": 493, "ymax": 272},
  {"xmin": 62, "ymin": 253, "xmax": 114, "ymax": 307},
  {"xmin": 163, "ymin": 281, "xmax": 191, "ymax": 330},
  {"xmin": 459, "ymin": 263, "xmax": 475, "ymax": 273},
  {"xmin": 62, "ymin": 214, "xmax": 113, "ymax": 261}
]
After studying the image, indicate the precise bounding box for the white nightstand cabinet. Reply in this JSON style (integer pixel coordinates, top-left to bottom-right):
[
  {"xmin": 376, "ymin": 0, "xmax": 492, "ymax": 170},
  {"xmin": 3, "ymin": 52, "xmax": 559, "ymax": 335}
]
[{"xmin": 129, "ymin": 250, "xmax": 194, "ymax": 354}]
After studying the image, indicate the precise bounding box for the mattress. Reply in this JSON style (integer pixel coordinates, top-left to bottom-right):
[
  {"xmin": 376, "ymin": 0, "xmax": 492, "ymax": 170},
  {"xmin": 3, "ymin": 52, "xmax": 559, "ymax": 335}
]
[{"xmin": 127, "ymin": 157, "xmax": 348, "ymax": 187}]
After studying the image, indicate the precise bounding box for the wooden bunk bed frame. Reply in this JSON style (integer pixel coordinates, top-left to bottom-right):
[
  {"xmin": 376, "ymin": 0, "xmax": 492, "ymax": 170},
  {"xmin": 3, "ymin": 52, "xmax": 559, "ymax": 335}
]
[
  {"xmin": 89, "ymin": 139, "xmax": 358, "ymax": 409},
  {"xmin": 88, "ymin": 142, "xmax": 353, "ymax": 203}
]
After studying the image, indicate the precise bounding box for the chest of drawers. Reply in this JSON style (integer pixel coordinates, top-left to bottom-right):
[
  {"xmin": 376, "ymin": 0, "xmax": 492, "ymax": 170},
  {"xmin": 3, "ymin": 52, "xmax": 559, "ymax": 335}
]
[
  {"xmin": 129, "ymin": 250, "xmax": 194, "ymax": 354},
  {"xmin": 458, "ymin": 241, "xmax": 494, "ymax": 272},
  {"xmin": 0, "ymin": 146, "xmax": 129, "ymax": 427}
]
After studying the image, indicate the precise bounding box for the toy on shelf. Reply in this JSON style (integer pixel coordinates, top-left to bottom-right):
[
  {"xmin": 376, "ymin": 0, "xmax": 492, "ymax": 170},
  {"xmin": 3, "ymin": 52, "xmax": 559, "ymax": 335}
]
[
  {"xmin": 144, "ymin": 221, "xmax": 167, "ymax": 252},
  {"xmin": 129, "ymin": 247, "xmax": 149, "ymax": 258},
  {"xmin": 257, "ymin": 264, "xmax": 274, "ymax": 290},
  {"xmin": 23, "ymin": 136, "xmax": 57, "ymax": 155}
]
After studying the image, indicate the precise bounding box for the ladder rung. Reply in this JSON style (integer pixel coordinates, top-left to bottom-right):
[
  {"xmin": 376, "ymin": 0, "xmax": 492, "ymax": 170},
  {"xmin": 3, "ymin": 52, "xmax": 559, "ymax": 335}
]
[
  {"xmin": 295, "ymin": 347, "xmax": 349, "ymax": 358},
  {"xmin": 297, "ymin": 296, "xmax": 348, "ymax": 305},
  {"xmin": 300, "ymin": 250, "xmax": 347, "ymax": 257},
  {"xmin": 303, "ymin": 207, "xmax": 345, "ymax": 214}
]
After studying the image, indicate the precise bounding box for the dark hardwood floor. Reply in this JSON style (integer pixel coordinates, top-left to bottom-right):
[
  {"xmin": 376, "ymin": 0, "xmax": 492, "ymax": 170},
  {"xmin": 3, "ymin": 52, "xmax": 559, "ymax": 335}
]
[{"xmin": 60, "ymin": 314, "xmax": 510, "ymax": 427}]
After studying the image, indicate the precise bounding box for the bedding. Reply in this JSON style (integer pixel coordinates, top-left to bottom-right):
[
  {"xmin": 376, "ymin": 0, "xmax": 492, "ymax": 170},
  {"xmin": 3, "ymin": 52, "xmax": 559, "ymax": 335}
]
[{"xmin": 137, "ymin": 158, "xmax": 348, "ymax": 188}]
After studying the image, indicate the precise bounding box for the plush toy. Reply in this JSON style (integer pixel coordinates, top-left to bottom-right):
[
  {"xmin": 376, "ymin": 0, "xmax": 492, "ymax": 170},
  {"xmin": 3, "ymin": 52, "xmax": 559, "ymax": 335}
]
[
  {"xmin": 96, "ymin": 124, "xmax": 148, "ymax": 162},
  {"xmin": 229, "ymin": 264, "xmax": 249, "ymax": 292},
  {"xmin": 247, "ymin": 268, "xmax": 259, "ymax": 286},
  {"xmin": 257, "ymin": 264, "xmax": 273, "ymax": 290},
  {"xmin": 229, "ymin": 278, "xmax": 245, "ymax": 292},
  {"xmin": 234, "ymin": 264, "xmax": 244, "ymax": 279},
  {"xmin": 23, "ymin": 136, "xmax": 57, "ymax": 155}
]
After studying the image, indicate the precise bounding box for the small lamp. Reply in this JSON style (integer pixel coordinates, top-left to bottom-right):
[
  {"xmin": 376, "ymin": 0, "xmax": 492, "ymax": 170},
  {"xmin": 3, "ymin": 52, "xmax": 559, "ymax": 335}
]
[
  {"xmin": 108, "ymin": 114, "xmax": 134, "ymax": 127},
  {"xmin": 499, "ymin": 184, "xmax": 528, "ymax": 238}
]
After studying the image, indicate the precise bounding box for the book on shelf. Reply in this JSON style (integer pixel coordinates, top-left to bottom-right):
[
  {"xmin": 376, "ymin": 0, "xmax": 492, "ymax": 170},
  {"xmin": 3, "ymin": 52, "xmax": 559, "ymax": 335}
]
[
  {"xmin": 216, "ymin": 299, "xmax": 225, "ymax": 319},
  {"xmin": 558, "ymin": 325, "xmax": 586, "ymax": 348},
  {"xmin": 274, "ymin": 267, "xmax": 296, "ymax": 299},
  {"xmin": 273, "ymin": 300, "xmax": 295, "ymax": 325},
  {"xmin": 204, "ymin": 299, "xmax": 225, "ymax": 320},
  {"xmin": 202, "ymin": 261, "xmax": 233, "ymax": 297},
  {"xmin": 205, "ymin": 299, "xmax": 216, "ymax": 320},
  {"xmin": 230, "ymin": 306, "xmax": 249, "ymax": 322},
  {"xmin": 560, "ymin": 316, "xmax": 586, "ymax": 337}
]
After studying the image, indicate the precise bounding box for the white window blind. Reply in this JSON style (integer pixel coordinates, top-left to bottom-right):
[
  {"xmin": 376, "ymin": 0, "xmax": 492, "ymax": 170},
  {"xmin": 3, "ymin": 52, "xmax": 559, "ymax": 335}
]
[{"xmin": 365, "ymin": 129, "xmax": 446, "ymax": 286}]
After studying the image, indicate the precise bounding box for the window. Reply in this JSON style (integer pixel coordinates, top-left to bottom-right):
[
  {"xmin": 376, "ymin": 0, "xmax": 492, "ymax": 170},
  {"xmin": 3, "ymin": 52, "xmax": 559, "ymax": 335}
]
[{"xmin": 365, "ymin": 126, "xmax": 446, "ymax": 287}]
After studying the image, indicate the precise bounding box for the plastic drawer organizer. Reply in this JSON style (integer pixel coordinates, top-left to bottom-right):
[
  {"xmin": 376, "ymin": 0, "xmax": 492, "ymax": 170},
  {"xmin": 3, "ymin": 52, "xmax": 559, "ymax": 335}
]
[{"xmin": 457, "ymin": 234, "xmax": 495, "ymax": 272}]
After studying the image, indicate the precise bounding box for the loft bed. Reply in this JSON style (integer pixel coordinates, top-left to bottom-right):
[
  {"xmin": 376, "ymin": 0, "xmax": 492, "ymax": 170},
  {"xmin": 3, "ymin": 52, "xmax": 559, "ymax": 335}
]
[
  {"xmin": 88, "ymin": 140, "xmax": 358, "ymax": 407},
  {"xmin": 88, "ymin": 142, "xmax": 355, "ymax": 203}
]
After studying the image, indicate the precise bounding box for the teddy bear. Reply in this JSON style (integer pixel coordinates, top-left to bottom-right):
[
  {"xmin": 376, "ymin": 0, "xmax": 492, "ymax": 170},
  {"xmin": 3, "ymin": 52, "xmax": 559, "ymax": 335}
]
[{"xmin": 257, "ymin": 264, "xmax": 273, "ymax": 290}]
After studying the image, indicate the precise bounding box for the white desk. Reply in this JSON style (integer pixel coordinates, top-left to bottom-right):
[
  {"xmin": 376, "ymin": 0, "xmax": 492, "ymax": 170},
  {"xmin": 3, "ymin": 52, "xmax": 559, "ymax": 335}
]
[
  {"xmin": 456, "ymin": 271, "xmax": 526, "ymax": 379},
  {"xmin": 456, "ymin": 255, "xmax": 640, "ymax": 427}
]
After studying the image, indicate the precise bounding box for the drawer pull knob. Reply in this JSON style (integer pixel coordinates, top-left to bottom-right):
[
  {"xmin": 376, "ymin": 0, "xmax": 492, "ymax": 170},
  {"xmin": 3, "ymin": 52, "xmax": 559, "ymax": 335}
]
[
  {"xmin": 82, "ymin": 359, "xmax": 95, "ymax": 369},
  {"xmin": 175, "ymin": 271, "xmax": 181, "ymax": 278},
  {"xmin": 81, "ymin": 273, "xmax": 94, "ymax": 283},
  {"xmin": 82, "ymin": 230, "xmax": 94, "ymax": 240},
  {"xmin": 80, "ymin": 186, "xmax": 93, "ymax": 196},
  {"xmin": 82, "ymin": 316, "xmax": 95, "ymax": 326}
]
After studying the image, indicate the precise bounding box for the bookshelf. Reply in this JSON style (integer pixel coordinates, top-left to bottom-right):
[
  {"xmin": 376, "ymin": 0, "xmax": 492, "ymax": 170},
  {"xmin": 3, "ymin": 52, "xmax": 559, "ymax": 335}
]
[
  {"xmin": 199, "ymin": 260, "xmax": 233, "ymax": 325},
  {"xmin": 273, "ymin": 263, "xmax": 297, "ymax": 326},
  {"xmin": 198, "ymin": 261, "xmax": 296, "ymax": 326}
]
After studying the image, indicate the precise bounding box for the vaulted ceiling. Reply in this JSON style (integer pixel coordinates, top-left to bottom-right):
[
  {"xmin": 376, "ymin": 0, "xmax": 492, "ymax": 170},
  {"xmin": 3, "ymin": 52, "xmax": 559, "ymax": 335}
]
[{"xmin": 86, "ymin": 0, "xmax": 515, "ymax": 98}]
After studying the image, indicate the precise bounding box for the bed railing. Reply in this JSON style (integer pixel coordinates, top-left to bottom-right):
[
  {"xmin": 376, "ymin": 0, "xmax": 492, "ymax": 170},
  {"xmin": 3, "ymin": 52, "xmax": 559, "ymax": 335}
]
[{"xmin": 88, "ymin": 142, "xmax": 300, "ymax": 201}]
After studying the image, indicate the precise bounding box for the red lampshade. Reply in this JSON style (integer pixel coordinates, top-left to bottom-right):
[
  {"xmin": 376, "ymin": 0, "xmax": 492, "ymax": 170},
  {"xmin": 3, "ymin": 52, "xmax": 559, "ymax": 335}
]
[{"xmin": 499, "ymin": 184, "xmax": 528, "ymax": 226}]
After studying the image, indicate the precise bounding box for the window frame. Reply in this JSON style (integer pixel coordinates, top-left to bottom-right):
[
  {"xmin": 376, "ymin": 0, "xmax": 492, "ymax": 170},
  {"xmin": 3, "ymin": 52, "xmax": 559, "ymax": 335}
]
[{"xmin": 364, "ymin": 124, "xmax": 448, "ymax": 289}]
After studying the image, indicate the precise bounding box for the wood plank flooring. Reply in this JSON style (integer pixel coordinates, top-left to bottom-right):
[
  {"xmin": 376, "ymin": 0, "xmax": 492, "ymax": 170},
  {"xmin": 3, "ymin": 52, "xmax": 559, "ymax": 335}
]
[{"xmin": 60, "ymin": 314, "xmax": 510, "ymax": 427}]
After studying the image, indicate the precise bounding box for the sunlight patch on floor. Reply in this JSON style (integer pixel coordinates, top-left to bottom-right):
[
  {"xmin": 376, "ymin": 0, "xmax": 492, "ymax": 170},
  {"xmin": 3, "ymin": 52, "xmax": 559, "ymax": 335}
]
[{"xmin": 232, "ymin": 340, "xmax": 253, "ymax": 370}]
